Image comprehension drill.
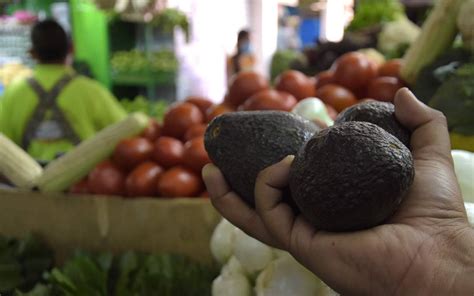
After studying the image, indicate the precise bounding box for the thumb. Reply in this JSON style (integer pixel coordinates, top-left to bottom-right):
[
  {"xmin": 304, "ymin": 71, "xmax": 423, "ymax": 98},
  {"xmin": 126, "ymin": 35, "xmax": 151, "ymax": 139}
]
[{"xmin": 394, "ymin": 88, "xmax": 453, "ymax": 166}]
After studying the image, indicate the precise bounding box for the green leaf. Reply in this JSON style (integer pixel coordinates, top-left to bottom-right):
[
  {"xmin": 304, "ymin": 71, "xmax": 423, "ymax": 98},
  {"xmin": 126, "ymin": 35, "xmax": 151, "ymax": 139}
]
[{"xmin": 15, "ymin": 284, "xmax": 53, "ymax": 296}]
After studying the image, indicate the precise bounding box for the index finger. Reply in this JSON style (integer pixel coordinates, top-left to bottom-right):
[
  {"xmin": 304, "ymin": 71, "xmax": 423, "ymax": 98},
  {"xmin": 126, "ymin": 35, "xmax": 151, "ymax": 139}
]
[{"xmin": 255, "ymin": 156, "xmax": 316, "ymax": 250}]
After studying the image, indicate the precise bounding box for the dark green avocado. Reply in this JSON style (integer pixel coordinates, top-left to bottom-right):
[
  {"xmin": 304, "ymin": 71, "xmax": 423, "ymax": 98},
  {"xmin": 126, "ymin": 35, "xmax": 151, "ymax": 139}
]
[
  {"xmin": 204, "ymin": 111, "xmax": 319, "ymax": 207},
  {"xmin": 289, "ymin": 121, "xmax": 414, "ymax": 232},
  {"xmin": 335, "ymin": 101, "xmax": 411, "ymax": 148}
]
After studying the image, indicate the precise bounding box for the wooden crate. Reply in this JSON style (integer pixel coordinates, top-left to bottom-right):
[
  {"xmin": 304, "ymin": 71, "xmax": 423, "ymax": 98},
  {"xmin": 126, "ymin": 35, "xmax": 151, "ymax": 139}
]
[{"xmin": 0, "ymin": 189, "xmax": 220, "ymax": 263}]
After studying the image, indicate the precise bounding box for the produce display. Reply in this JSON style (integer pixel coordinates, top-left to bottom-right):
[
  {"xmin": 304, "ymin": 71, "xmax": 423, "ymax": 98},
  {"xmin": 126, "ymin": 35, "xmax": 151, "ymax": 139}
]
[
  {"xmin": 302, "ymin": 0, "xmax": 422, "ymax": 75},
  {"xmin": 0, "ymin": 235, "xmax": 217, "ymax": 296},
  {"xmin": 398, "ymin": 0, "xmax": 474, "ymax": 151},
  {"xmin": 269, "ymin": 50, "xmax": 307, "ymax": 80},
  {"xmin": 111, "ymin": 49, "xmax": 178, "ymax": 75},
  {"xmin": 346, "ymin": 0, "xmax": 404, "ymax": 32},
  {"xmin": 377, "ymin": 17, "xmax": 420, "ymax": 59},
  {"xmin": 0, "ymin": 133, "xmax": 43, "ymax": 189},
  {"xmin": 209, "ymin": 219, "xmax": 334, "ymax": 296},
  {"xmin": 0, "ymin": 62, "xmax": 32, "ymax": 87},
  {"xmin": 67, "ymin": 97, "xmax": 217, "ymax": 198},
  {"xmin": 38, "ymin": 113, "xmax": 149, "ymax": 193},
  {"xmin": 119, "ymin": 96, "xmax": 168, "ymax": 122}
]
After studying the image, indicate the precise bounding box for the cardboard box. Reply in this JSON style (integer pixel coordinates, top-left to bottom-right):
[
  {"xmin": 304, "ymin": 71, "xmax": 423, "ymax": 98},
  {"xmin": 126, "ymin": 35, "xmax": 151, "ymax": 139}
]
[{"xmin": 0, "ymin": 188, "xmax": 220, "ymax": 263}]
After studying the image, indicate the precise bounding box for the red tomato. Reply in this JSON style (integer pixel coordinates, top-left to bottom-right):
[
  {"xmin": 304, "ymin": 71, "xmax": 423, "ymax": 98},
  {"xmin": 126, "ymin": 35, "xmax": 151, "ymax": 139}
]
[
  {"xmin": 182, "ymin": 136, "xmax": 211, "ymax": 173},
  {"xmin": 367, "ymin": 77, "xmax": 404, "ymax": 102},
  {"xmin": 316, "ymin": 84, "xmax": 358, "ymax": 113},
  {"xmin": 88, "ymin": 160, "xmax": 126, "ymax": 196},
  {"xmin": 241, "ymin": 89, "xmax": 297, "ymax": 112},
  {"xmin": 206, "ymin": 104, "xmax": 234, "ymax": 123},
  {"xmin": 226, "ymin": 71, "xmax": 269, "ymax": 107},
  {"xmin": 378, "ymin": 59, "xmax": 403, "ymax": 79},
  {"xmin": 141, "ymin": 119, "xmax": 161, "ymax": 142},
  {"xmin": 69, "ymin": 178, "xmax": 89, "ymax": 194},
  {"xmin": 126, "ymin": 161, "xmax": 164, "ymax": 197},
  {"xmin": 157, "ymin": 166, "xmax": 203, "ymax": 197},
  {"xmin": 113, "ymin": 137, "xmax": 154, "ymax": 171},
  {"xmin": 315, "ymin": 70, "xmax": 335, "ymax": 89},
  {"xmin": 152, "ymin": 136, "xmax": 184, "ymax": 168},
  {"xmin": 333, "ymin": 52, "xmax": 377, "ymax": 92},
  {"xmin": 184, "ymin": 124, "xmax": 207, "ymax": 142},
  {"xmin": 162, "ymin": 103, "xmax": 204, "ymax": 139},
  {"xmin": 200, "ymin": 191, "xmax": 209, "ymax": 198},
  {"xmin": 274, "ymin": 70, "xmax": 316, "ymax": 101},
  {"xmin": 185, "ymin": 96, "xmax": 213, "ymax": 115}
]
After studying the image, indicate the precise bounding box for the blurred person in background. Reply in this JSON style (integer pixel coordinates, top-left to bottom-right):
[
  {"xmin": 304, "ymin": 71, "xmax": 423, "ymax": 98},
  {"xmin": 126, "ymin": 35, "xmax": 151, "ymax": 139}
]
[
  {"xmin": 227, "ymin": 29, "xmax": 256, "ymax": 80},
  {"xmin": 0, "ymin": 19, "xmax": 126, "ymax": 163}
]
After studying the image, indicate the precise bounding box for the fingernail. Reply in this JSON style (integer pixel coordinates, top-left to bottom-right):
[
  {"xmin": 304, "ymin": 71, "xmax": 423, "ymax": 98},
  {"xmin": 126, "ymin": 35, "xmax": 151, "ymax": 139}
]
[
  {"xmin": 283, "ymin": 155, "xmax": 295, "ymax": 164},
  {"xmin": 396, "ymin": 87, "xmax": 420, "ymax": 105}
]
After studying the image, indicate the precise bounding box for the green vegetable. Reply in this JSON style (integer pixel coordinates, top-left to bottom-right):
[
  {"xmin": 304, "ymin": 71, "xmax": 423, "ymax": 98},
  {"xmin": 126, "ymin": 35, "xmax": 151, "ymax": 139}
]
[
  {"xmin": 19, "ymin": 250, "xmax": 218, "ymax": 296},
  {"xmin": 15, "ymin": 284, "xmax": 53, "ymax": 296},
  {"xmin": 0, "ymin": 235, "xmax": 53, "ymax": 294},
  {"xmin": 400, "ymin": 0, "xmax": 465, "ymax": 84},
  {"xmin": 45, "ymin": 252, "xmax": 110, "ymax": 296},
  {"xmin": 115, "ymin": 253, "xmax": 218, "ymax": 296},
  {"xmin": 270, "ymin": 50, "xmax": 307, "ymax": 81},
  {"xmin": 111, "ymin": 49, "xmax": 178, "ymax": 75},
  {"xmin": 152, "ymin": 8, "xmax": 190, "ymax": 41},
  {"xmin": 413, "ymin": 48, "xmax": 471, "ymax": 103},
  {"xmin": 119, "ymin": 96, "xmax": 168, "ymax": 122},
  {"xmin": 347, "ymin": 0, "xmax": 404, "ymax": 32},
  {"xmin": 377, "ymin": 17, "xmax": 420, "ymax": 58},
  {"xmin": 429, "ymin": 63, "xmax": 474, "ymax": 136},
  {"xmin": 457, "ymin": 0, "xmax": 474, "ymax": 50}
]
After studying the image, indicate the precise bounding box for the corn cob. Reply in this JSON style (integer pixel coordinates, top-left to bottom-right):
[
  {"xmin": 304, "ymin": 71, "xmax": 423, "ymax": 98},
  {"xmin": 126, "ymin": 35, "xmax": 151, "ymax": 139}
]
[
  {"xmin": 400, "ymin": 0, "xmax": 464, "ymax": 85},
  {"xmin": 0, "ymin": 133, "xmax": 43, "ymax": 189},
  {"xmin": 37, "ymin": 112, "xmax": 149, "ymax": 193}
]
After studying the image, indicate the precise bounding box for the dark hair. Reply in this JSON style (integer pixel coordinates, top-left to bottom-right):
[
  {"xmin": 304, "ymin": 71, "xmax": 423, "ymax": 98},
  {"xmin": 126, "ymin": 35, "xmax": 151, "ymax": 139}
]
[
  {"xmin": 237, "ymin": 30, "xmax": 250, "ymax": 43},
  {"xmin": 31, "ymin": 19, "xmax": 69, "ymax": 63}
]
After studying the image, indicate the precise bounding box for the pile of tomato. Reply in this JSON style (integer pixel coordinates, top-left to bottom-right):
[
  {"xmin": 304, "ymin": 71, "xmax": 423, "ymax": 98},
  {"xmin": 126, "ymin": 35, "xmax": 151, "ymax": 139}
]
[
  {"xmin": 209, "ymin": 51, "xmax": 404, "ymax": 120},
  {"xmin": 70, "ymin": 97, "xmax": 216, "ymax": 198},
  {"xmin": 315, "ymin": 53, "xmax": 404, "ymax": 112}
]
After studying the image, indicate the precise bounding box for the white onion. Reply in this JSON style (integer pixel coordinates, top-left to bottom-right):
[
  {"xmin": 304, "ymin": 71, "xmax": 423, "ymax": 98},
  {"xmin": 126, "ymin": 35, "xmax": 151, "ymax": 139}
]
[
  {"xmin": 210, "ymin": 219, "xmax": 236, "ymax": 265},
  {"xmin": 452, "ymin": 150, "xmax": 474, "ymax": 203},
  {"xmin": 232, "ymin": 227, "xmax": 274, "ymax": 275},
  {"xmin": 291, "ymin": 98, "xmax": 334, "ymax": 127},
  {"xmin": 255, "ymin": 254, "xmax": 324, "ymax": 296}
]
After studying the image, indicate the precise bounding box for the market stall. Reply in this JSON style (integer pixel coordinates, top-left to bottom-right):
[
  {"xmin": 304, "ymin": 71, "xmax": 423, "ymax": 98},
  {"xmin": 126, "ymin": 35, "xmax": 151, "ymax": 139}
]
[{"xmin": 1, "ymin": 0, "xmax": 473, "ymax": 294}]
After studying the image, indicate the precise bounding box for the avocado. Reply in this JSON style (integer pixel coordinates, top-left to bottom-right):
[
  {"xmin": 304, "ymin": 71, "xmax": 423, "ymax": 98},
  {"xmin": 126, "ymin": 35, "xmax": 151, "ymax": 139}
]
[
  {"xmin": 205, "ymin": 111, "xmax": 319, "ymax": 207},
  {"xmin": 289, "ymin": 121, "xmax": 414, "ymax": 232},
  {"xmin": 335, "ymin": 101, "xmax": 411, "ymax": 148}
]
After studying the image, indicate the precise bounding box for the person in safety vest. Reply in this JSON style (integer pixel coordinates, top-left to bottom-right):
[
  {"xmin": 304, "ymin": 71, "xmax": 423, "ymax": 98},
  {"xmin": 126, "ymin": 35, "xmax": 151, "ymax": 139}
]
[{"xmin": 0, "ymin": 19, "xmax": 126, "ymax": 162}]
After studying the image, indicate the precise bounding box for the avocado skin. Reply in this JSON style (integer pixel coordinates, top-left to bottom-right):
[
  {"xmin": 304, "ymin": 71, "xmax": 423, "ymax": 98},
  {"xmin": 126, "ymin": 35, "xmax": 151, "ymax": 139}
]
[
  {"xmin": 289, "ymin": 121, "xmax": 414, "ymax": 232},
  {"xmin": 205, "ymin": 111, "xmax": 319, "ymax": 207},
  {"xmin": 335, "ymin": 101, "xmax": 411, "ymax": 148}
]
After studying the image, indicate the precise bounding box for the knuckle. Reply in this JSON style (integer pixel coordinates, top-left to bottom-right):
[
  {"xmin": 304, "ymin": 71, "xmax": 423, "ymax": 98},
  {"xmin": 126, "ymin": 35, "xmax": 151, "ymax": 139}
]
[{"xmin": 432, "ymin": 110, "xmax": 448, "ymax": 126}]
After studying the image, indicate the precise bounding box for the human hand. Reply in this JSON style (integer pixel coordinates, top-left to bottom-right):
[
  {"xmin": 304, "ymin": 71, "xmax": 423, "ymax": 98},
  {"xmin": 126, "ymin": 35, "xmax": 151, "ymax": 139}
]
[{"xmin": 202, "ymin": 88, "xmax": 474, "ymax": 295}]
